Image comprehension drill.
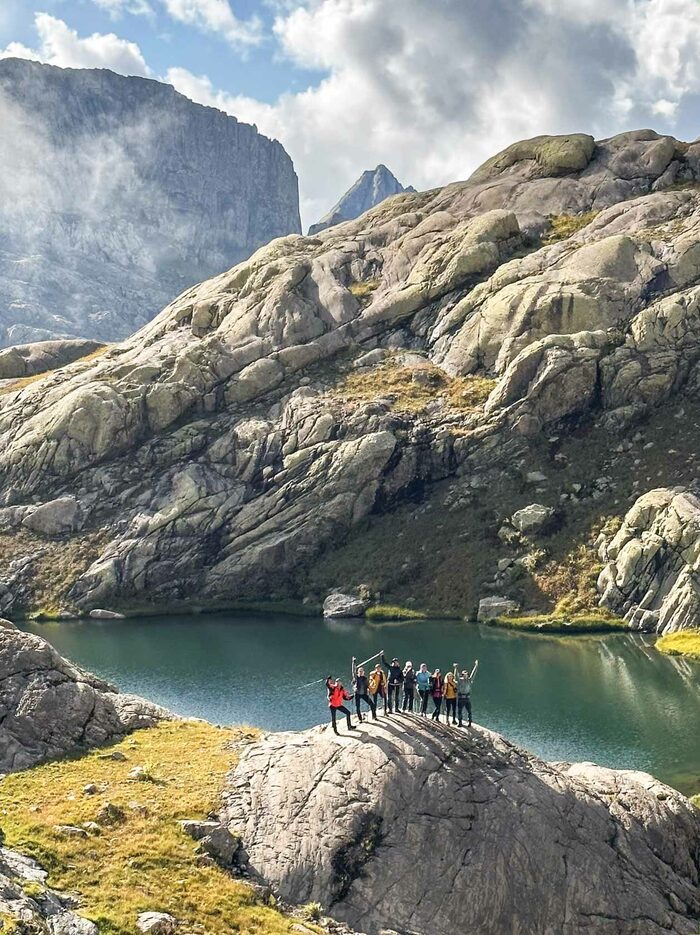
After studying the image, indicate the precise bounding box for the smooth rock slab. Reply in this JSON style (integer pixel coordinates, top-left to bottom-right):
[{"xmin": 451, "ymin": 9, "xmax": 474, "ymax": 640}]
[{"xmin": 222, "ymin": 720, "xmax": 700, "ymax": 935}]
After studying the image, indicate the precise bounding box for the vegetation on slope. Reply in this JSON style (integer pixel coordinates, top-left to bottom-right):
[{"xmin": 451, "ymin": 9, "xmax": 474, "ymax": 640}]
[
  {"xmin": 365, "ymin": 604, "xmax": 429, "ymax": 621},
  {"xmin": 486, "ymin": 613, "xmax": 626, "ymax": 633},
  {"xmin": 542, "ymin": 211, "xmax": 599, "ymax": 244},
  {"xmin": 331, "ymin": 359, "xmax": 496, "ymax": 414},
  {"xmin": 0, "ymin": 722, "xmax": 311, "ymax": 935},
  {"xmin": 655, "ymin": 629, "xmax": 700, "ymax": 661}
]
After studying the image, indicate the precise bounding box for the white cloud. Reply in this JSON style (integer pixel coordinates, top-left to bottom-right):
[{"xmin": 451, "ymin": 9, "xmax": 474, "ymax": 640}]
[
  {"xmin": 92, "ymin": 0, "xmax": 155, "ymax": 20},
  {"xmin": 162, "ymin": 0, "xmax": 263, "ymax": 46},
  {"xmin": 0, "ymin": 12, "xmax": 151, "ymax": 75},
  {"xmin": 169, "ymin": 0, "xmax": 700, "ymax": 229}
]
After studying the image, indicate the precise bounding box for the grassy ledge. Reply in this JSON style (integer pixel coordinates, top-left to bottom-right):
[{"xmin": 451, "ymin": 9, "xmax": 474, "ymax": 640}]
[
  {"xmin": 0, "ymin": 721, "xmax": 310, "ymax": 935},
  {"xmin": 691, "ymin": 794, "xmax": 700, "ymax": 810},
  {"xmin": 542, "ymin": 210, "xmax": 599, "ymax": 245},
  {"xmin": 484, "ymin": 613, "xmax": 627, "ymax": 634},
  {"xmin": 365, "ymin": 604, "xmax": 429, "ymax": 621},
  {"xmin": 655, "ymin": 629, "xmax": 700, "ymax": 661}
]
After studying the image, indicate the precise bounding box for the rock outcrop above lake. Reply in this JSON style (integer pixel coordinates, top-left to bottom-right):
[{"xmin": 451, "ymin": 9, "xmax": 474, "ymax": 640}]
[
  {"xmin": 0, "ymin": 627, "xmax": 169, "ymax": 773},
  {"xmin": 308, "ymin": 164, "xmax": 414, "ymax": 234},
  {"xmin": 6, "ymin": 129, "xmax": 700, "ymax": 627},
  {"xmin": 0, "ymin": 58, "xmax": 301, "ymax": 346},
  {"xmin": 222, "ymin": 719, "xmax": 700, "ymax": 935},
  {"xmin": 598, "ymin": 487, "xmax": 700, "ymax": 632}
]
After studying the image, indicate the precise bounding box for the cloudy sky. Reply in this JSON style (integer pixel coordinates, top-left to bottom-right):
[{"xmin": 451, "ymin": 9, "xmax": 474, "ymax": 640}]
[{"xmin": 2, "ymin": 0, "xmax": 700, "ymax": 227}]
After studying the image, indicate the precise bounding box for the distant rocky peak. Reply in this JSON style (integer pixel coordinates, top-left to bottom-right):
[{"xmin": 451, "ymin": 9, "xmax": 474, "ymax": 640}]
[{"xmin": 308, "ymin": 163, "xmax": 414, "ymax": 235}]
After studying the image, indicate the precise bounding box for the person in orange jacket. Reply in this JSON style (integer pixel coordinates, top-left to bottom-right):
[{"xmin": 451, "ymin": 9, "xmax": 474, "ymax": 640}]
[
  {"xmin": 325, "ymin": 676, "xmax": 356, "ymax": 734},
  {"xmin": 368, "ymin": 663, "xmax": 388, "ymax": 715}
]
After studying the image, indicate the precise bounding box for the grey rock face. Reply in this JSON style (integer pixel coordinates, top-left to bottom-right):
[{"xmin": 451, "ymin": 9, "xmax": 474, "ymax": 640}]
[
  {"xmin": 4, "ymin": 129, "xmax": 700, "ymax": 622},
  {"xmin": 323, "ymin": 593, "xmax": 366, "ymax": 618},
  {"xmin": 222, "ymin": 720, "xmax": 700, "ymax": 935},
  {"xmin": 308, "ymin": 165, "xmax": 413, "ymax": 234},
  {"xmin": 0, "ymin": 844, "xmax": 99, "ymax": 935},
  {"xmin": 598, "ymin": 487, "xmax": 700, "ymax": 632},
  {"xmin": 0, "ymin": 58, "xmax": 301, "ymax": 346},
  {"xmin": 0, "ymin": 627, "xmax": 170, "ymax": 773}
]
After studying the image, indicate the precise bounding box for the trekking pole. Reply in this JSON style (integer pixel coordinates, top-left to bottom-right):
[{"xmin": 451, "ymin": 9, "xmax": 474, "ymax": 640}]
[
  {"xmin": 297, "ymin": 675, "xmax": 328, "ymax": 690},
  {"xmin": 356, "ymin": 650, "xmax": 382, "ymax": 669}
]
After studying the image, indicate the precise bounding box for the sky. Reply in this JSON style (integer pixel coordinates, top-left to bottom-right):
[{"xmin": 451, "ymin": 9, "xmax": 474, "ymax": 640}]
[{"xmin": 2, "ymin": 0, "xmax": 700, "ymax": 228}]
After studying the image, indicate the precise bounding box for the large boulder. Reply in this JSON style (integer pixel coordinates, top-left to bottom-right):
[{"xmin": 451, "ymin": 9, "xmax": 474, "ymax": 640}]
[
  {"xmin": 477, "ymin": 595, "xmax": 519, "ymax": 620},
  {"xmin": 222, "ymin": 720, "xmax": 700, "ymax": 935},
  {"xmin": 0, "ymin": 627, "xmax": 170, "ymax": 773},
  {"xmin": 511, "ymin": 503, "xmax": 555, "ymax": 535},
  {"xmin": 0, "ymin": 339, "xmax": 105, "ymax": 379},
  {"xmin": 323, "ymin": 592, "xmax": 366, "ymax": 619},
  {"xmin": 598, "ymin": 487, "xmax": 700, "ymax": 632}
]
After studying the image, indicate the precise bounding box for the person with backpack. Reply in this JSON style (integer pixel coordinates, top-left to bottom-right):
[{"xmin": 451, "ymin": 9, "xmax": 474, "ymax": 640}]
[
  {"xmin": 381, "ymin": 650, "xmax": 404, "ymax": 714},
  {"xmin": 368, "ymin": 663, "xmax": 388, "ymax": 715},
  {"xmin": 352, "ymin": 663, "xmax": 377, "ymax": 722},
  {"xmin": 457, "ymin": 659, "xmax": 479, "ymax": 727},
  {"xmin": 430, "ymin": 668, "xmax": 444, "ymax": 721},
  {"xmin": 325, "ymin": 676, "xmax": 356, "ymax": 734},
  {"xmin": 402, "ymin": 661, "xmax": 417, "ymax": 711},
  {"xmin": 416, "ymin": 663, "xmax": 431, "ymax": 715},
  {"xmin": 444, "ymin": 667, "xmax": 458, "ymax": 724}
]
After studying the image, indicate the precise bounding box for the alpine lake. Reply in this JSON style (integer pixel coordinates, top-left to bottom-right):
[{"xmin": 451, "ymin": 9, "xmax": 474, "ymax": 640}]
[{"xmin": 23, "ymin": 612, "xmax": 700, "ymax": 797}]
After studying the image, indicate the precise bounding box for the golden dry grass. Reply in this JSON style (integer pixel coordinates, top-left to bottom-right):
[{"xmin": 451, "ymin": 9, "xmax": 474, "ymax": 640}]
[
  {"xmin": 0, "ymin": 345, "xmax": 110, "ymax": 398},
  {"xmin": 542, "ymin": 211, "xmax": 599, "ymax": 245},
  {"xmin": 347, "ymin": 279, "xmax": 380, "ymax": 302},
  {"xmin": 655, "ymin": 629, "xmax": 700, "ymax": 661},
  {"xmin": 331, "ymin": 360, "xmax": 496, "ymax": 415},
  {"xmin": 0, "ymin": 721, "xmax": 310, "ymax": 935}
]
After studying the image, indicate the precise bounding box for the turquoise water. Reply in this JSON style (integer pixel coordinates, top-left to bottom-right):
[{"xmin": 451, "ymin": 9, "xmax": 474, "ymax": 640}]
[{"xmin": 24, "ymin": 613, "xmax": 700, "ymax": 794}]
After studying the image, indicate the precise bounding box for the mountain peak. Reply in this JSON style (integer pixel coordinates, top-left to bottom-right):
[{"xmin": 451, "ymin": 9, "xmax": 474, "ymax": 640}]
[{"xmin": 308, "ymin": 163, "xmax": 413, "ymax": 235}]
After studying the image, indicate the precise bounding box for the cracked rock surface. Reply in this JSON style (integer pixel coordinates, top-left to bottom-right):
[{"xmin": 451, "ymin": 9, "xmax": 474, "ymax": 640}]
[
  {"xmin": 0, "ymin": 627, "xmax": 170, "ymax": 773},
  {"xmin": 599, "ymin": 486, "xmax": 700, "ymax": 632},
  {"xmin": 222, "ymin": 718, "xmax": 700, "ymax": 935}
]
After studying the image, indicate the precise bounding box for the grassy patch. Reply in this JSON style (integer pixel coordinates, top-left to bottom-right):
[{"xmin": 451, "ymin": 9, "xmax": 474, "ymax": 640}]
[
  {"xmin": 348, "ymin": 279, "xmax": 380, "ymax": 304},
  {"xmin": 485, "ymin": 613, "xmax": 627, "ymax": 633},
  {"xmin": 365, "ymin": 604, "xmax": 428, "ymax": 621},
  {"xmin": 0, "ymin": 372, "xmax": 49, "ymax": 397},
  {"xmin": 542, "ymin": 211, "xmax": 599, "ymax": 245},
  {"xmin": 531, "ymin": 515, "xmax": 622, "ymax": 616},
  {"xmin": 691, "ymin": 794, "xmax": 700, "ymax": 810},
  {"xmin": 0, "ymin": 721, "xmax": 304, "ymax": 935},
  {"xmin": 0, "ymin": 529, "xmax": 110, "ymax": 616},
  {"xmin": 655, "ymin": 629, "xmax": 700, "ymax": 661},
  {"xmin": 331, "ymin": 360, "xmax": 496, "ymax": 415}
]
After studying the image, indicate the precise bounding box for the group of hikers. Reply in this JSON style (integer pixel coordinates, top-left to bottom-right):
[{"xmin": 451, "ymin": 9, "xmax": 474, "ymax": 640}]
[{"xmin": 324, "ymin": 650, "xmax": 479, "ymax": 734}]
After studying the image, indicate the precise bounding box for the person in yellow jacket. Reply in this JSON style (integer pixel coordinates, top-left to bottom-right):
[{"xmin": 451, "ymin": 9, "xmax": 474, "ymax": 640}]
[
  {"xmin": 444, "ymin": 668, "xmax": 458, "ymax": 725},
  {"xmin": 368, "ymin": 663, "xmax": 387, "ymax": 715}
]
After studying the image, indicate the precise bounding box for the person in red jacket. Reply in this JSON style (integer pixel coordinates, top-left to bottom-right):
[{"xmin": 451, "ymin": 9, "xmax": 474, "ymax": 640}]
[{"xmin": 325, "ymin": 676, "xmax": 356, "ymax": 734}]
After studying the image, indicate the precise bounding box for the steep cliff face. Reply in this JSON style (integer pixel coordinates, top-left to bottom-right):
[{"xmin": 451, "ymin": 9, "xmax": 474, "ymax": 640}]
[
  {"xmin": 223, "ymin": 719, "xmax": 700, "ymax": 935},
  {"xmin": 4, "ymin": 130, "xmax": 700, "ymax": 630},
  {"xmin": 0, "ymin": 58, "xmax": 301, "ymax": 346},
  {"xmin": 308, "ymin": 164, "xmax": 414, "ymax": 234}
]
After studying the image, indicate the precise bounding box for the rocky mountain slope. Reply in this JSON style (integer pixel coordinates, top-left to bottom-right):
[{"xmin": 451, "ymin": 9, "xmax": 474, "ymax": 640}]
[
  {"xmin": 0, "ymin": 58, "xmax": 301, "ymax": 346},
  {"xmin": 224, "ymin": 719, "xmax": 700, "ymax": 935},
  {"xmin": 4, "ymin": 129, "xmax": 700, "ymax": 631},
  {"xmin": 308, "ymin": 164, "xmax": 413, "ymax": 234},
  {"xmin": 0, "ymin": 626, "xmax": 169, "ymax": 773}
]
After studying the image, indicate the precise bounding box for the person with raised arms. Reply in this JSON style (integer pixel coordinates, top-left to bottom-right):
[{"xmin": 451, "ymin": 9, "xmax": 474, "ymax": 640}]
[
  {"xmin": 380, "ymin": 650, "xmax": 404, "ymax": 714},
  {"xmin": 325, "ymin": 676, "xmax": 356, "ymax": 734},
  {"xmin": 457, "ymin": 660, "xmax": 479, "ymax": 727},
  {"xmin": 352, "ymin": 662, "xmax": 377, "ymax": 722}
]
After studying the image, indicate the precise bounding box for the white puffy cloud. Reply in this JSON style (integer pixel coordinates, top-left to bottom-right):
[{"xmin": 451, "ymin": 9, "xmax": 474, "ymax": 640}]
[
  {"xmin": 162, "ymin": 0, "xmax": 262, "ymax": 46},
  {"xmin": 169, "ymin": 0, "xmax": 700, "ymax": 227},
  {"xmin": 0, "ymin": 12, "xmax": 151, "ymax": 75}
]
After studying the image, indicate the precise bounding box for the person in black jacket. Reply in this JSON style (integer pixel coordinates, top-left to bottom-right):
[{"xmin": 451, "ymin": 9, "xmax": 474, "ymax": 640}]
[
  {"xmin": 352, "ymin": 663, "xmax": 377, "ymax": 722},
  {"xmin": 402, "ymin": 661, "xmax": 417, "ymax": 711},
  {"xmin": 381, "ymin": 650, "xmax": 404, "ymax": 713}
]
